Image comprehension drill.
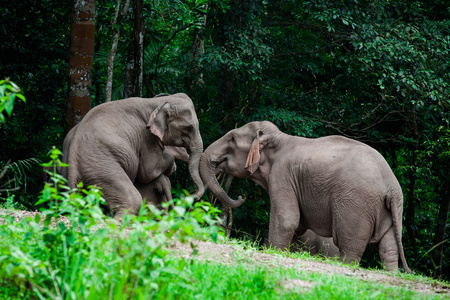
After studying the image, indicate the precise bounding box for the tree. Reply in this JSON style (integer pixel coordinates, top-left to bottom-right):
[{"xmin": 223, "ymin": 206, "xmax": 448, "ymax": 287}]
[
  {"xmin": 67, "ymin": 0, "xmax": 96, "ymax": 131},
  {"xmin": 122, "ymin": 0, "xmax": 144, "ymax": 98},
  {"xmin": 105, "ymin": 0, "xmax": 131, "ymax": 102},
  {"xmin": 1, "ymin": 0, "xmax": 449, "ymax": 280},
  {"xmin": 133, "ymin": 0, "xmax": 144, "ymax": 97}
]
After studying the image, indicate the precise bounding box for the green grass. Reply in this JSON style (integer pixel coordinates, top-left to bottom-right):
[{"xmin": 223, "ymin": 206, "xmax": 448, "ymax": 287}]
[
  {"xmin": 0, "ymin": 213, "xmax": 447, "ymax": 300},
  {"xmin": 138, "ymin": 259, "xmax": 443, "ymax": 300},
  {"xmin": 0, "ymin": 153, "xmax": 447, "ymax": 299},
  {"xmin": 0, "ymin": 258, "xmax": 445, "ymax": 300}
]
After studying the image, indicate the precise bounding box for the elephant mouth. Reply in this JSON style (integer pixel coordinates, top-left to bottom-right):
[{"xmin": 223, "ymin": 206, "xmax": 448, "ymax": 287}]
[{"xmin": 213, "ymin": 157, "xmax": 227, "ymax": 174}]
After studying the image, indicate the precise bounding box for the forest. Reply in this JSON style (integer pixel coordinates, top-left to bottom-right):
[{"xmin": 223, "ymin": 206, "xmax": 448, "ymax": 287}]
[{"xmin": 0, "ymin": 0, "xmax": 449, "ymax": 285}]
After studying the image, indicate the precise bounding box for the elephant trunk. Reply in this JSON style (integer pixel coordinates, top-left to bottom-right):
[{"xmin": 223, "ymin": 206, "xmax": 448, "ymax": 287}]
[
  {"xmin": 200, "ymin": 147, "xmax": 245, "ymax": 208},
  {"xmin": 188, "ymin": 137, "xmax": 205, "ymax": 200}
]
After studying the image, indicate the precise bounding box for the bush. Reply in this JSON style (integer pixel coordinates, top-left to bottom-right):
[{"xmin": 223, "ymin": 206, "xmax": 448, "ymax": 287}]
[
  {"xmin": 0, "ymin": 78, "xmax": 26, "ymax": 125},
  {"xmin": 0, "ymin": 148, "xmax": 224, "ymax": 299}
]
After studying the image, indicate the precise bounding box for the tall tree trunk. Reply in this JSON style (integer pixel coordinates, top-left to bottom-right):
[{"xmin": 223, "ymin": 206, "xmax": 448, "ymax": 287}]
[
  {"xmin": 134, "ymin": 0, "xmax": 144, "ymax": 97},
  {"xmin": 105, "ymin": 0, "xmax": 131, "ymax": 102},
  {"xmin": 404, "ymin": 108, "xmax": 419, "ymax": 255},
  {"xmin": 67, "ymin": 0, "xmax": 95, "ymax": 131},
  {"xmin": 185, "ymin": 5, "xmax": 208, "ymax": 90},
  {"xmin": 123, "ymin": 41, "xmax": 135, "ymax": 98},
  {"xmin": 431, "ymin": 159, "xmax": 450, "ymax": 279}
]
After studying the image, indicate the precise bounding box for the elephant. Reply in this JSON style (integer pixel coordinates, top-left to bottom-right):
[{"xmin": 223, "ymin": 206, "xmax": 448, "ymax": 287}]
[
  {"xmin": 135, "ymin": 145, "xmax": 190, "ymax": 210},
  {"xmin": 135, "ymin": 174, "xmax": 174, "ymax": 210},
  {"xmin": 200, "ymin": 121, "xmax": 412, "ymax": 273},
  {"xmin": 61, "ymin": 93, "xmax": 204, "ymax": 219},
  {"xmin": 296, "ymin": 229, "xmax": 340, "ymax": 257}
]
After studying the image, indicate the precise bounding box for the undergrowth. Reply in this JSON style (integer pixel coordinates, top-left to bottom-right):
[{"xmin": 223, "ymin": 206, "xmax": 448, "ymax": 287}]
[
  {"xmin": 0, "ymin": 149, "xmax": 447, "ymax": 299},
  {"xmin": 150, "ymin": 259, "xmax": 443, "ymax": 300},
  {"xmin": 0, "ymin": 148, "xmax": 224, "ymax": 299}
]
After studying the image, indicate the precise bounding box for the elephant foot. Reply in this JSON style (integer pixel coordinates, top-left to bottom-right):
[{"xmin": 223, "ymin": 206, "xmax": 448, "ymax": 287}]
[
  {"xmin": 378, "ymin": 227, "xmax": 400, "ymax": 272},
  {"xmin": 380, "ymin": 248, "xmax": 399, "ymax": 272}
]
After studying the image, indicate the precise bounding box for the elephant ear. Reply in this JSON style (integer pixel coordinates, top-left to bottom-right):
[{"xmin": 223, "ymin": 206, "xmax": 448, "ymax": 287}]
[
  {"xmin": 245, "ymin": 131, "xmax": 263, "ymax": 175},
  {"xmin": 147, "ymin": 102, "xmax": 170, "ymax": 143}
]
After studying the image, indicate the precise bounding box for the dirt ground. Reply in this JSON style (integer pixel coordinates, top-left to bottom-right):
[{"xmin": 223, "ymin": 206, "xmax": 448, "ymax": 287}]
[
  {"xmin": 2, "ymin": 209, "xmax": 449, "ymax": 296},
  {"xmin": 170, "ymin": 240, "xmax": 449, "ymax": 296}
]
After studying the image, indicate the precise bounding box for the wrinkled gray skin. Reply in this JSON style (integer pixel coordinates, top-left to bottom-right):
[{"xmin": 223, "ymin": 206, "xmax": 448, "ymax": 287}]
[
  {"xmin": 296, "ymin": 229, "xmax": 339, "ymax": 257},
  {"xmin": 62, "ymin": 93, "xmax": 204, "ymax": 219},
  {"xmin": 136, "ymin": 145, "xmax": 189, "ymax": 210},
  {"xmin": 200, "ymin": 121, "xmax": 411, "ymax": 273},
  {"xmin": 136, "ymin": 174, "xmax": 174, "ymax": 209},
  {"xmin": 223, "ymin": 176, "xmax": 338, "ymax": 257}
]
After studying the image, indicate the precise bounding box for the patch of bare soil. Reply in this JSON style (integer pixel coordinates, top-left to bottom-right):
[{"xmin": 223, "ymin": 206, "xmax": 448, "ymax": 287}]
[
  {"xmin": 2, "ymin": 209, "xmax": 448, "ymax": 296},
  {"xmin": 0, "ymin": 209, "xmax": 72, "ymax": 227},
  {"xmin": 170, "ymin": 241, "xmax": 449, "ymax": 295}
]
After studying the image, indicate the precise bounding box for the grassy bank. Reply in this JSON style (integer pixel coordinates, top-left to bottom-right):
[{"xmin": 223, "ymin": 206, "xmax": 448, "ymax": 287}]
[{"xmin": 0, "ymin": 153, "xmax": 447, "ymax": 299}]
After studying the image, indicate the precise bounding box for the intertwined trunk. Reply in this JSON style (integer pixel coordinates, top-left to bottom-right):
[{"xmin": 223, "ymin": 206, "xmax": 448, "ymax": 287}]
[
  {"xmin": 200, "ymin": 141, "xmax": 245, "ymax": 208},
  {"xmin": 188, "ymin": 131, "xmax": 205, "ymax": 200},
  {"xmin": 67, "ymin": 0, "xmax": 95, "ymax": 131}
]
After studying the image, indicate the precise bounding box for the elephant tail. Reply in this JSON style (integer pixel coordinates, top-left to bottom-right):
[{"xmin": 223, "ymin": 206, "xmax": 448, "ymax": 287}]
[{"xmin": 388, "ymin": 190, "xmax": 413, "ymax": 274}]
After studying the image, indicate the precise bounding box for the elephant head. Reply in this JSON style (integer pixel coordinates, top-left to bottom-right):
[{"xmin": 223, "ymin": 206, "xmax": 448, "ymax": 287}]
[
  {"xmin": 146, "ymin": 94, "xmax": 204, "ymax": 199},
  {"xmin": 199, "ymin": 121, "xmax": 278, "ymax": 208}
]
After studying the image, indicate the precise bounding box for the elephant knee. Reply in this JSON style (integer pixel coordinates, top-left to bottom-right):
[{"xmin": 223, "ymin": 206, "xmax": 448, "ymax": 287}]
[
  {"xmin": 271, "ymin": 222, "xmax": 298, "ymax": 239},
  {"xmin": 109, "ymin": 193, "xmax": 143, "ymax": 218},
  {"xmin": 268, "ymin": 219, "xmax": 299, "ymax": 249}
]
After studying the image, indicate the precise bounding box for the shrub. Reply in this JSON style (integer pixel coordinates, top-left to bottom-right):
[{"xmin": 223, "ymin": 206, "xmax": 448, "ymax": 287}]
[{"xmin": 0, "ymin": 148, "xmax": 224, "ymax": 299}]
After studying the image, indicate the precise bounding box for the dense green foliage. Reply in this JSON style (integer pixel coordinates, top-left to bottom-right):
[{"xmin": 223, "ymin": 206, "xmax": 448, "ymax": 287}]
[
  {"xmin": 0, "ymin": 0, "xmax": 449, "ymax": 280},
  {"xmin": 0, "ymin": 151, "xmax": 223, "ymax": 298},
  {"xmin": 0, "ymin": 79, "xmax": 26, "ymax": 125}
]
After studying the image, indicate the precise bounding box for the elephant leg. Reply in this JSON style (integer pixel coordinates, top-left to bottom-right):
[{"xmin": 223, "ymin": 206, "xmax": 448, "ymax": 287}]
[
  {"xmin": 135, "ymin": 181, "xmax": 157, "ymax": 205},
  {"xmin": 154, "ymin": 174, "xmax": 174, "ymax": 209},
  {"xmin": 334, "ymin": 235, "xmax": 369, "ymax": 265},
  {"xmin": 266, "ymin": 191, "xmax": 300, "ymax": 250},
  {"xmin": 378, "ymin": 227, "xmax": 399, "ymax": 272},
  {"xmin": 332, "ymin": 208, "xmax": 372, "ymax": 264},
  {"xmin": 136, "ymin": 175, "xmax": 173, "ymax": 210},
  {"xmin": 100, "ymin": 169, "xmax": 143, "ymax": 221}
]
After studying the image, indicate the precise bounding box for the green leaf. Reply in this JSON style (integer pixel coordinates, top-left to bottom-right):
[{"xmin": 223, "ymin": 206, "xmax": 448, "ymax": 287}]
[
  {"xmin": 16, "ymin": 93, "xmax": 26, "ymax": 102},
  {"xmin": 4, "ymin": 94, "xmax": 16, "ymax": 115},
  {"xmin": 174, "ymin": 206, "xmax": 186, "ymax": 216}
]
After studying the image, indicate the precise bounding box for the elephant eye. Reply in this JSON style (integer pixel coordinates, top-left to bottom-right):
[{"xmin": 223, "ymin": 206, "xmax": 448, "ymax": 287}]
[
  {"xmin": 228, "ymin": 136, "xmax": 235, "ymax": 143},
  {"xmin": 183, "ymin": 125, "xmax": 193, "ymax": 133}
]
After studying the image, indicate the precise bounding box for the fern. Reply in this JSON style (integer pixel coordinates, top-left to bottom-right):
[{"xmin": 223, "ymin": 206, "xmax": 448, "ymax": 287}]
[{"xmin": 0, "ymin": 158, "xmax": 40, "ymax": 193}]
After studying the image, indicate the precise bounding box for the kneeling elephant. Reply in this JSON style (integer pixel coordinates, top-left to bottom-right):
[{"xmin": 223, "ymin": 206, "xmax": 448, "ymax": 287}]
[{"xmin": 62, "ymin": 93, "xmax": 204, "ymax": 220}]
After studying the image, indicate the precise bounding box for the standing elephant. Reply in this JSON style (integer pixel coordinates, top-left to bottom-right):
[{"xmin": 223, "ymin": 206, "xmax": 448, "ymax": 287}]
[
  {"xmin": 62, "ymin": 93, "xmax": 204, "ymax": 219},
  {"xmin": 200, "ymin": 121, "xmax": 411, "ymax": 273}
]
